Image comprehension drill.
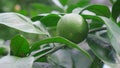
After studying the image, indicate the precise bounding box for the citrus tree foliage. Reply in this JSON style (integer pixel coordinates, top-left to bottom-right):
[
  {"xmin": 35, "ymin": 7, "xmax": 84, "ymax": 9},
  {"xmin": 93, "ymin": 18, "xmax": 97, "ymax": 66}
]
[{"xmin": 0, "ymin": 0, "xmax": 120, "ymax": 68}]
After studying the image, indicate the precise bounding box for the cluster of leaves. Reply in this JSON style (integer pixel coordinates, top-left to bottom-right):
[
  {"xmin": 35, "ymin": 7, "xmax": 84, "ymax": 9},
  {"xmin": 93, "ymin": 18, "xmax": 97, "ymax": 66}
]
[{"xmin": 0, "ymin": 0, "xmax": 120, "ymax": 68}]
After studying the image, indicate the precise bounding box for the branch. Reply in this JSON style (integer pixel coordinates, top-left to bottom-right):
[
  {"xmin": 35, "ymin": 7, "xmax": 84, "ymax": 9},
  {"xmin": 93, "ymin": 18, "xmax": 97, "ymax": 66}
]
[
  {"xmin": 34, "ymin": 45, "xmax": 65, "ymax": 61},
  {"xmin": 89, "ymin": 27, "xmax": 107, "ymax": 33}
]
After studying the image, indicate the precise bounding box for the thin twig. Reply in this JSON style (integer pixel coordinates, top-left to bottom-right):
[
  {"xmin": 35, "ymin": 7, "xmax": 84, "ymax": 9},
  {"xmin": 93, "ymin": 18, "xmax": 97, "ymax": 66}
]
[
  {"xmin": 34, "ymin": 45, "xmax": 65, "ymax": 61},
  {"xmin": 89, "ymin": 27, "xmax": 107, "ymax": 33},
  {"xmin": 30, "ymin": 47, "xmax": 52, "ymax": 56}
]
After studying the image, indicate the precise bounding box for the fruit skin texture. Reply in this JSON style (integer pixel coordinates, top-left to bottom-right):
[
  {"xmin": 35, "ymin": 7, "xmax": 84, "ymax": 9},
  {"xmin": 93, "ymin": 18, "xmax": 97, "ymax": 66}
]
[{"xmin": 57, "ymin": 13, "xmax": 88, "ymax": 43}]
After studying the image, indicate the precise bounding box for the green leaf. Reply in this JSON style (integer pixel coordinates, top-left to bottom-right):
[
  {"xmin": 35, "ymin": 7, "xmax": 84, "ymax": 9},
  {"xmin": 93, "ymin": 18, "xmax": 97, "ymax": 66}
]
[
  {"xmin": 10, "ymin": 35, "xmax": 30, "ymax": 57},
  {"xmin": 48, "ymin": 49, "xmax": 73, "ymax": 68},
  {"xmin": 67, "ymin": 0, "xmax": 90, "ymax": 13},
  {"xmin": 82, "ymin": 14, "xmax": 120, "ymax": 68},
  {"xmin": 59, "ymin": 0, "xmax": 68, "ymax": 6},
  {"xmin": 83, "ymin": 14, "xmax": 120, "ymax": 56},
  {"xmin": 76, "ymin": 0, "xmax": 90, "ymax": 7},
  {"xmin": 112, "ymin": 0, "xmax": 120, "ymax": 21},
  {"xmin": 90, "ymin": 19, "xmax": 104, "ymax": 29},
  {"xmin": 30, "ymin": 37, "xmax": 91, "ymax": 59},
  {"xmin": 90, "ymin": 56, "xmax": 103, "ymax": 68},
  {"xmin": 69, "ymin": 49, "xmax": 92, "ymax": 68},
  {"xmin": 82, "ymin": 15, "xmax": 102, "ymax": 21},
  {"xmin": 40, "ymin": 14, "xmax": 60, "ymax": 27},
  {"xmin": 87, "ymin": 34, "xmax": 115, "ymax": 63},
  {"xmin": 49, "ymin": 48, "xmax": 92, "ymax": 68},
  {"xmin": 33, "ymin": 62, "xmax": 63, "ymax": 68},
  {"xmin": 31, "ymin": 16, "xmax": 44, "ymax": 21},
  {"xmin": 0, "ymin": 56, "xmax": 34, "ymax": 68},
  {"xmin": 80, "ymin": 5, "xmax": 110, "ymax": 18},
  {"xmin": 87, "ymin": 34, "xmax": 120, "ymax": 68},
  {"xmin": 117, "ymin": 21, "xmax": 120, "ymax": 27},
  {"xmin": 82, "ymin": 14, "xmax": 104, "ymax": 30},
  {"xmin": 0, "ymin": 24, "xmax": 19, "ymax": 40},
  {"xmin": 0, "ymin": 12, "xmax": 46, "ymax": 34},
  {"xmin": 100, "ymin": 16, "xmax": 120, "ymax": 56},
  {"xmin": 67, "ymin": 5, "xmax": 78, "ymax": 13}
]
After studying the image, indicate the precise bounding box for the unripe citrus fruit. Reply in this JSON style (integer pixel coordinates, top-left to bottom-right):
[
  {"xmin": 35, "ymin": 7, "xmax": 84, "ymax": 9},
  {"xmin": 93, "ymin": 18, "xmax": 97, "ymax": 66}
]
[{"xmin": 57, "ymin": 13, "xmax": 88, "ymax": 43}]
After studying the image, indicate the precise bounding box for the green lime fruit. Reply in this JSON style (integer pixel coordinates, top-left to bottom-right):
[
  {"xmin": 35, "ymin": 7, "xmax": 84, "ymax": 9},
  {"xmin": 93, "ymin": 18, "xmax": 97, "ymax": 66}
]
[{"xmin": 57, "ymin": 13, "xmax": 88, "ymax": 43}]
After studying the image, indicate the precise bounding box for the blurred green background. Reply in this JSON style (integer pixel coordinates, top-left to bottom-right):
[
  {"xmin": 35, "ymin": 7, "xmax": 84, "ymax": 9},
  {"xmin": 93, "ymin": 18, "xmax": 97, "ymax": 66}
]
[
  {"xmin": 0, "ymin": 0, "xmax": 111, "ymax": 17},
  {"xmin": 0, "ymin": 0, "xmax": 56, "ymax": 16}
]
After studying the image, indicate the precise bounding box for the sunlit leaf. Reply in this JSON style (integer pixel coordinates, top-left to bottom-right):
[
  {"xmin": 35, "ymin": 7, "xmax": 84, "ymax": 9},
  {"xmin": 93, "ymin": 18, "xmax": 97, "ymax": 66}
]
[
  {"xmin": 100, "ymin": 16, "xmax": 120, "ymax": 56},
  {"xmin": 0, "ymin": 12, "xmax": 46, "ymax": 34},
  {"xmin": 0, "ymin": 56, "xmax": 34, "ymax": 68}
]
